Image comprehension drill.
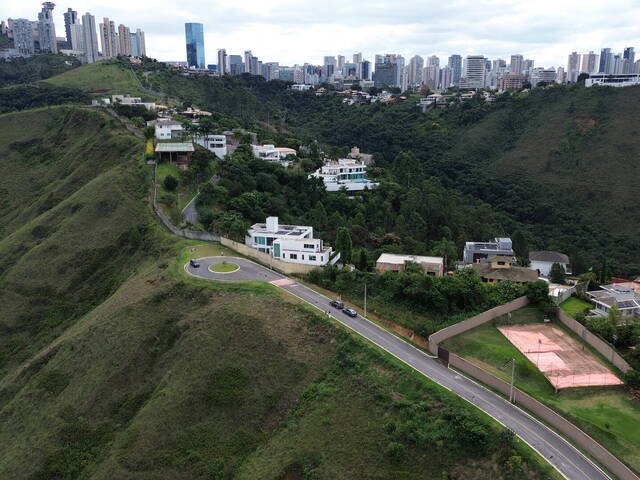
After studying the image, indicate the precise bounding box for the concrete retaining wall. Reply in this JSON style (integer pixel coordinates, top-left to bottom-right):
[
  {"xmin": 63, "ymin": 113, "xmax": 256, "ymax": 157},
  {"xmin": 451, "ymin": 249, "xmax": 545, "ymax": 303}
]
[
  {"xmin": 219, "ymin": 238, "xmax": 316, "ymax": 275},
  {"xmin": 556, "ymin": 309, "xmax": 631, "ymax": 373},
  {"xmin": 428, "ymin": 296, "xmax": 530, "ymax": 354},
  {"xmin": 449, "ymin": 353, "xmax": 638, "ymax": 480}
]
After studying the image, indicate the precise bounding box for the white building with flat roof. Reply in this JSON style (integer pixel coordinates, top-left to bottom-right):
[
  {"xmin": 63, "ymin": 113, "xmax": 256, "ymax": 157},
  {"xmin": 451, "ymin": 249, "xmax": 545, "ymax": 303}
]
[
  {"xmin": 310, "ymin": 158, "xmax": 378, "ymax": 192},
  {"xmin": 149, "ymin": 118, "xmax": 184, "ymax": 140},
  {"xmin": 245, "ymin": 217, "xmax": 338, "ymax": 266},
  {"xmin": 252, "ymin": 144, "xmax": 297, "ymax": 167},
  {"xmin": 585, "ymin": 73, "xmax": 640, "ymax": 87},
  {"xmin": 195, "ymin": 134, "xmax": 227, "ymax": 158},
  {"xmin": 376, "ymin": 253, "xmax": 444, "ymax": 276}
]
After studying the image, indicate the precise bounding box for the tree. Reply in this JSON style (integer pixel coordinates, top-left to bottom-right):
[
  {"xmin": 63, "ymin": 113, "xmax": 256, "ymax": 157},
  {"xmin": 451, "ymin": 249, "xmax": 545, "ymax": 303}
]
[
  {"xmin": 163, "ymin": 174, "xmax": 178, "ymax": 191},
  {"xmin": 586, "ymin": 315, "xmax": 616, "ymax": 343},
  {"xmin": 143, "ymin": 125, "xmax": 155, "ymax": 140},
  {"xmin": 511, "ymin": 230, "xmax": 529, "ymax": 266},
  {"xmin": 525, "ymin": 280, "xmax": 550, "ymax": 305},
  {"xmin": 355, "ymin": 249, "xmax": 369, "ymax": 271},
  {"xmin": 335, "ymin": 227, "xmax": 353, "ymax": 265},
  {"xmin": 549, "ymin": 262, "xmax": 566, "ymax": 284}
]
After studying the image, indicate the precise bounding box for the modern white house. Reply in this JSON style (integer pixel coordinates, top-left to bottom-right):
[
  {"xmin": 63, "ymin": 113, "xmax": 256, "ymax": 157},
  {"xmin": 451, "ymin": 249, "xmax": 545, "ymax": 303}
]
[
  {"xmin": 111, "ymin": 94, "xmax": 156, "ymax": 110},
  {"xmin": 291, "ymin": 84, "xmax": 312, "ymax": 91},
  {"xmin": 252, "ymin": 144, "xmax": 297, "ymax": 167},
  {"xmin": 462, "ymin": 237, "xmax": 514, "ymax": 264},
  {"xmin": 309, "ymin": 158, "xmax": 378, "ymax": 192},
  {"xmin": 587, "ymin": 284, "xmax": 640, "ymax": 320},
  {"xmin": 195, "ymin": 134, "xmax": 228, "ymax": 158},
  {"xmin": 150, "ymin": 118, "xmax": 184, "ymax": 140},
  {"xmin": 529, "ymin": 251, "xmax": 571, "ymax": 277},
  {"xmin": 585, "ymin": 74, "xmax": 640, "ymax": 88},
  {"xmin": 245, "ymin": 216, "xmax": 338, "ymax": 266}
]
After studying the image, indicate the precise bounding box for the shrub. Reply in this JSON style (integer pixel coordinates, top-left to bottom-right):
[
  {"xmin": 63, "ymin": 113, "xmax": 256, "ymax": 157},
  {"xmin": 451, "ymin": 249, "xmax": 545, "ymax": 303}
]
[
  {"xmin": 163, "ymin": 174, "xmax": 179, "ymax": 191},
  {"xmin": 207, "ymin": 367, "xmax": 249, "ymax": 405}
]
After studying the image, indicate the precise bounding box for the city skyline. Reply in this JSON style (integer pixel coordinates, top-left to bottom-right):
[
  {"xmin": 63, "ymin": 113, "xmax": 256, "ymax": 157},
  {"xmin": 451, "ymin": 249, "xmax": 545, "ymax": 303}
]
[{"xmin": 2, "ymin": 0, "xmax": 640, "ymax": 68}]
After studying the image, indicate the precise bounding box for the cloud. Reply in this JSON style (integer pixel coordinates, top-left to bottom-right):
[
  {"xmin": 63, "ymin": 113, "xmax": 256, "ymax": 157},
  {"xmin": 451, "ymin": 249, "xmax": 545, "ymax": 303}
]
[{"xmin": 2, "ymin": 0, "xmax": 639, "ymax": 67}]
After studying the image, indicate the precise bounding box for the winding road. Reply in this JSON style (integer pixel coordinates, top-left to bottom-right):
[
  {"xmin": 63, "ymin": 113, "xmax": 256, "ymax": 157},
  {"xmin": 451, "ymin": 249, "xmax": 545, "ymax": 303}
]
[{"xmin": 186, "ymin": 256, "xmax": 611, "ymax": 480}]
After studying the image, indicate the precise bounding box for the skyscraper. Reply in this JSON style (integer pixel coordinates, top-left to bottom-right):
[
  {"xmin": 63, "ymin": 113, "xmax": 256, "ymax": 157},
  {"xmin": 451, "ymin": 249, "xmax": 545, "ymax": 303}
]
[
  {"xmin": 361, "ymin": 60, "xmax": 370, "ymax": 81},
  {"xmin": 599, "ymin": 48, "xmax": 612, "ymax": 73},
  {"xmin": 37, "ymin": 2, "xmax": 57, "ymax": 53},
  {"xmin": 580, "ymin": 51, "xmax": 598, "ymax": 73},
  {"xmin": 9, "ymin": 18, "xmax": 35, "ymax": 55},
  {"xmin": 99, "ymin": 18, "xmax": 118, "ymax": 58},
  {"xmin": 185, "ymin": 23, "xmax": 205, "ymax": 68},
  {"xmin": 510, "ymin": 54, "xmax": 524, "ymax": 74},
  {"xmin": 118, "ymin": 24, "xmax": 131, "ymax": 56},
  {"xmin": 70, "ymin": 22, "xmax": 84, "ymax": 52},
  {"xmin": 81, "ymin": 12, "xmax": 99, "ymax": 63},
  {"xmin": 217, "ymin": 48, "xmax": 228, "ymax": 75},
  {"xmin": 135, "ymin": 29, "xmax": 146, "ymax": 56},
  {"xmin": 623, "ymin": 47, "xmax": 635, "ymax": 74},
  {"xmin": 373, "ymin": 61, "xmax": 398, "ymax": 87},
  {"xmin": 229, "ymin": 55, "xmax": 243, "ymax": 75},
  {"xmin": 337, "ymin": 55, "xmax": 345, "ymax": 71},
  {"xmin": 427, "ymin": 55, "xmax": 439, "ymax": 67},
  {"xmin": 130, "ymin": 32, "xmax": 139, "ymax": 58},
  {"xmin": 408, "ymin": 55, "xmax": 423, "ymax": 86},
  {"xmin": 448, "ymin": 54, "xmax": 462, "ymax": 86},
  {"xmin": 440, "ymin": 65, "xmax": 453, "ymax": 90},
  {"xmin": 462, "ymin": 55, "xmax": 486, "ymax": 89},
  {"xmin": 567, "ymin": 52, "xmax": 581, "ymax": 82},
  {"xmin": 63, "ymin": 8, "xmax": 77, "ymax": 48},
  {"xmin": 323, "ymin": 56, "xmax": 336, "ymax": 79},
  {"xmin": 244, "ymin": 50, "xmax": 258, "ymax": 74}
]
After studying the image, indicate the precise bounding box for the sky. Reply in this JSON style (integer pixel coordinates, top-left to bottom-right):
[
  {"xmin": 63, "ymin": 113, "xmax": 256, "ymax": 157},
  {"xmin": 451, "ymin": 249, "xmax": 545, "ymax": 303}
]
[{"xmin": 2, "ymin": 0, "xmax": 640, "ymax": 68}]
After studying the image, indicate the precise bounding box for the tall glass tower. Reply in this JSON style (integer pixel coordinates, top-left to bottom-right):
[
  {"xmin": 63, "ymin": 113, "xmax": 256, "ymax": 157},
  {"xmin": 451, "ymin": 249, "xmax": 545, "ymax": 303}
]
[{"xmin": 185, "ymin": 23, "xmax": 205, "ymax": 68}]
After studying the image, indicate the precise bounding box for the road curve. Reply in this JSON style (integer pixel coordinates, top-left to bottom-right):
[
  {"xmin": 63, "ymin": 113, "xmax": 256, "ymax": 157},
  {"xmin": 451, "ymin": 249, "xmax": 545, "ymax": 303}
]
[{"xmin": 186, "ymin": 256, "xmax": 611, "ymax": 480}]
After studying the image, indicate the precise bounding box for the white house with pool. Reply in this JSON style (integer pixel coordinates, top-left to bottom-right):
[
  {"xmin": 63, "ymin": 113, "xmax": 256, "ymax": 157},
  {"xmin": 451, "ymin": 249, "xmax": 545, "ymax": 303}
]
[
  {"xmin": 309, "ymin": 158, "xmax": 378, "ymax": 192},
  {"xmin": 245, "ymin": 217, "xmax": 339, "ymax": 266}
]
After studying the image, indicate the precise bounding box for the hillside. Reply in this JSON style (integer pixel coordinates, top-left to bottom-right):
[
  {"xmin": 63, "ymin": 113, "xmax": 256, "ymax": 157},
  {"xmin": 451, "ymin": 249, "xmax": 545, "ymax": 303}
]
[
  {"xmin": 0, "ymin": 105, "xmax": 557, "ymax": 479},
  {"xmin": 45, "ymin": 59, "xmax": 146, "ymax": 96},
  {"xmin": 0, "ymin": 54, "xmax": 80, "ymax": 88}
]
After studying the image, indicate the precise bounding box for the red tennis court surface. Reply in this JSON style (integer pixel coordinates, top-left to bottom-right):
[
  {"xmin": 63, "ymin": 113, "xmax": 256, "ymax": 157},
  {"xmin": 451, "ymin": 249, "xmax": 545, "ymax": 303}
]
[{"xmin": 498, "ymin": 324, "xmax": 623, "ymax": 389}]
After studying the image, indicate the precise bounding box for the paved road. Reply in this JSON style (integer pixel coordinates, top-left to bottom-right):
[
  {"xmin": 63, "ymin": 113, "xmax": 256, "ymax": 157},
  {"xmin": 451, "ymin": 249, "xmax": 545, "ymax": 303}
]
[
  {"xmin": 186, "ymin": 256, "xmax": 611, "ymax": 480},
  {"xmin": 182, "ymin": 176, "xmax": 220, "ymax": 224}
]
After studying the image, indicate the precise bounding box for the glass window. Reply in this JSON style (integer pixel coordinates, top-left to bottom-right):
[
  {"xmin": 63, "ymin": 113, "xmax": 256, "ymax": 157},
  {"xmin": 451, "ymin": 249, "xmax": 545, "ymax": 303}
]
[
  {"xmin": 309, "ymin": 255, "xmax": 316, "ymax": 261},
  {"xmin": 290, "ymin": 254, "xmax": 297, "ymax": 260}
]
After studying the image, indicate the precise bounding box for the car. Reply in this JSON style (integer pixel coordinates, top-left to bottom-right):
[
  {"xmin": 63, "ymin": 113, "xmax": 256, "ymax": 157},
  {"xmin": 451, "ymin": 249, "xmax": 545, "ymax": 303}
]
[
  {"xmin": 189, "ymin": 259, "xmax": 200, "ymax": 268},
  {"xmin": 330, "ymin": 300, "xmax": 344, "ymax": 309},
  {"xmin": 343, "ymin": 308, "xmax": 357, "ymax": 318}
]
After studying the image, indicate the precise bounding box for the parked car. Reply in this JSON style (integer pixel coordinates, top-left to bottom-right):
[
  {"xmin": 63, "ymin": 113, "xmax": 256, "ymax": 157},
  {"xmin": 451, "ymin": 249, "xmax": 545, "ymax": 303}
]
[
  {"xmin": 330, "ymin": 300, "xmax": 344, "ymax": 309},
  {"xmin": 343, "ymin": 308, "xmax": 357, "ymax": 318},
  {"xmin": 189, "ymin": 259, "xmax": 200, "ymax": 268}
]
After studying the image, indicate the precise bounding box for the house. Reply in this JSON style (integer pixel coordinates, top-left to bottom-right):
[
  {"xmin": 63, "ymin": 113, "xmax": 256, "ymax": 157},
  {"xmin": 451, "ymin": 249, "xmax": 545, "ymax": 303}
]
[
  {"xmin": 111, "ymin": 94, "xmax": 156, "ymax": 110},
  {"xmin": 309, "ymin": 158, "xmax": 378, "ymax": 192},
  {"xmin": 587, "ymin": 284, "xmax": 640, "ymax": 319},
  {"xmin": 150, "ymin": 118, "xmax": 184, "ymax": 140},
  {"xmin": 529, "ymin": 251, "xmax": 571, "ymax": 277},
  {"xmin": 376, "ymin": 253, "xmax": 444, "ymax": 276},
  {"xmin": 245, "ymin": 217, "xmax": 338, "ymax": 266},
  {"xmin": 471, "ymin": 256, "xmax": 538, "ymax": 284},
  {"xmin": 194, "ymin": 134, "xmax": 227, "ymax": 159},
  {"xmin": 347, "ymin": 146, "xmax": 373, "ymax": 165},
  {"xmin": 252, "ymin": 144, "xmax": 297, "ymax": 167},
  {"xmin": 463, "ymin": 237, "xmax": 514, "ymax": 264},
  {"xmin": 154, "ymin": 142, "xmax": 194, "ymax": 167},
  {"xmin": 291, "ymin": 84, "xmax": 312, "ymax": 91}
]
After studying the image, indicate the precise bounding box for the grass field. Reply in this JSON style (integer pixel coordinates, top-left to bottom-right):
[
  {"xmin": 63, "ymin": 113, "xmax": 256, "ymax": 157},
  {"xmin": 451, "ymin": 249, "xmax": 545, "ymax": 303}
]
[
  {"xmin": 443, "ymin": 314, "xmax": 640, "ymax": 471},
  {"xmin": 560, "ymin": 297, "xmax": 592, "ymax": 318},
  {"xmin": 155, "ymin": 163, "xmax": 199, "ymax": 224},
  {"xmin": 209, "ymin": 261, "xmax": 240, "ymax": 273},
  {"xmin": 45, "ymin": 60, "xmax": 145, "ymax": 96}
]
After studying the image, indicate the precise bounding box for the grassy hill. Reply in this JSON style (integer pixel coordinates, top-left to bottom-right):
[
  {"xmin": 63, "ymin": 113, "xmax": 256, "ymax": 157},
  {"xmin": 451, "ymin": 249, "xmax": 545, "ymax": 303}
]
[
  {"xmin": 0, "ymin": 54, "xmax": 80, "ymax": 88},
  {"xmin": 0, "ymin": 105, "xmax": 557, "ymax": 479},
  {"xmin": 45, "ymin": 59, "xmax": 145, "ymax": 96}
]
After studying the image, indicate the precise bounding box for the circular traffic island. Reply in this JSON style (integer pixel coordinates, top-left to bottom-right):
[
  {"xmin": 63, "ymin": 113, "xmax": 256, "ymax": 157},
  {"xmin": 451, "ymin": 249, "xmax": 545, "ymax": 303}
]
[{"xmin": 208, "ymin": 261, "xmax": 240, "ymax": 274}]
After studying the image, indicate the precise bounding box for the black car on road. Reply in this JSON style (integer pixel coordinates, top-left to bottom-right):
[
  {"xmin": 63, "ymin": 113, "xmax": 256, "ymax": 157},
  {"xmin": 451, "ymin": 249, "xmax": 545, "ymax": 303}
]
[
  {"xmin": 343, "ymin": 308, "xmax": 358, "ymax": 318},
  {"xmin": 189, "ymin": 259, "xmax": 200, "ymax": 268},
  {"xmin": 330, "ymin": 300, "xmax": 344, "ymax": 309}
]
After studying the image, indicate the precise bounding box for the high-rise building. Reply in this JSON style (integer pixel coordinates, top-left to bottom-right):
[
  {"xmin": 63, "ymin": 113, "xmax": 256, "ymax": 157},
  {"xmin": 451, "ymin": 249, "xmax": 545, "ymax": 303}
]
[
  {"xmin": 581, "ymin": 51, "xmax": 598, "ymax": 74},
  {"xmin": 492, "ymin": 59, "xmax": 506, "ymax": 71},
  {"xmin": 9, "ymin": 18, "xmax": 35, "ymax": 55},
  {"xmin": 81, "ymin": 12, "xmax": 99, "ymax": 63},
  {"xmin": 134, "ymin": 28, "xmax": 145, "ymax": 56},
  {"xmin": 263, "ymin": 62, "xmax": 279, "ymax": 80},
  {"xmin": 510, "ymin": 54, "xmax": 524, "ymax": 74},
  {"xmin": 244, "ymin": 50, "xmax": 258, "ymax": 75},
  {"xmin": 37, "ymin": 2, "xmax": 57, "ymax": 53},
  {"xmin": 408, "ymin": 55, "xmax": 423, "ymax": 86},
  {"xmin": 556, "ymin": 66, "xmax": 566, "ymax": 84},
  {"xmin": 422, "ymin": 65, "xmax": 440, "ymax": 89},
  {"xmin": 462, "ymin": 55, "xmax": 486, "ymax": 89},
  {"xmin": 337, "ymin": 54, "xmax": 345, "ymax": 71},
  {"xmin": 130, "ymin": 32, "xmax": 139, "ymax": 57},
  {"xmin": 440, "ymin": 65, "xmax": 453, "ymax": 90},
  {"xmin": 118, "ymin": 24, "xmax": 131, "ymax": 56},
  {"xmin": 217, "ymin": 48, "xmax": 227, "ymax": 75},
  {"xmin": 229, "ymin": 55, "xmax": 243, "ymax": 75},
  {"xmin": 185, "ymin": 23, "xmax": 205, "ymax": 68},
  {"xmin": 352, "ymin": 52, "xmax": 362, "ymax": 78},
  {"xmin": 599, "ymin": 48, "xmax": 612, "ymax": 73},
  {"xmin": 523, "ymin": 59, "xmax": 535, "ymax": 73},
  {"xmin": 323, "ymin": 56, "xmax": 336, "ymax": 79},
  {"xmin": 99, "ymin": 18, "xmax": 118, "ymax": 58},
  {"xmin": 448, "ymin": 54, "xmax": 462, "ymax": 86},
  {"xmin": 63, "ymin": 8, "xmax": 77, "ymax": 48},
  {"xmin": 361, "ymin": 60, "xmax": 371, "ymax": 81},
  {"xmin": 373, "ymin": 61, "xmax": 398, "ymax": 88},
  {"xmin": 567, "ymin": 51, "xmax": 581, "ymax": 82},
  {"xmin": 69, "ymin": 23, "xmax": 84, "ymax": 52},
  {"xmin": 623, "ymin": 47, "xmax": 635, "ymax": 74}
]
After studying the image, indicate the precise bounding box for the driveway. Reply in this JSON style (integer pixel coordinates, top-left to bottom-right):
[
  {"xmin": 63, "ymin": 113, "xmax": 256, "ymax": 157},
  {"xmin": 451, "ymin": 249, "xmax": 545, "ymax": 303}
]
[{"xmin": 186, "ymin": 256, "xmax": 612, "ymax": 480}]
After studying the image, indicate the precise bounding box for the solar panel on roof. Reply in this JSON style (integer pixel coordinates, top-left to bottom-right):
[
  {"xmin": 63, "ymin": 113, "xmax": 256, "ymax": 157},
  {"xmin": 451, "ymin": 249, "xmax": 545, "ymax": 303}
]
[{"xmin": 617, "ymin": 301, "xmax": 637, "ymax": 308}]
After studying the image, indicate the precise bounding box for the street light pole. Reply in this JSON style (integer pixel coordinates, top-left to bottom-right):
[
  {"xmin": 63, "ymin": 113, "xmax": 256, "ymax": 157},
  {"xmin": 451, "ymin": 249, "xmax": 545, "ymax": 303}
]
[
  {"xmin": 364, "ymin": 282, "xmax": 367, "ymax": 318},
  {"xmin": 510, "ymin": 358, "xmax": 515, "ymax": 403}
]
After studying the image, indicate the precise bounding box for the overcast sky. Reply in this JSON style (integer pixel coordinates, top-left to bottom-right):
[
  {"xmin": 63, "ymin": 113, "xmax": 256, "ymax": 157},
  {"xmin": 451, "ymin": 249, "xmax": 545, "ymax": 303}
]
[{"xmin": 3, "ymin": 0, "xmax": 639, "ymax": 67}]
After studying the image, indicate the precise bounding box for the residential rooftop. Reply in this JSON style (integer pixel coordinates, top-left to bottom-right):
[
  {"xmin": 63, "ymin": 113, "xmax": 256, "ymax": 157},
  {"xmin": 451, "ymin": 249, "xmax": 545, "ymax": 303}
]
[{"xmin": 377, "ymin": 253, "xmax": 444, "ymax": 265}]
